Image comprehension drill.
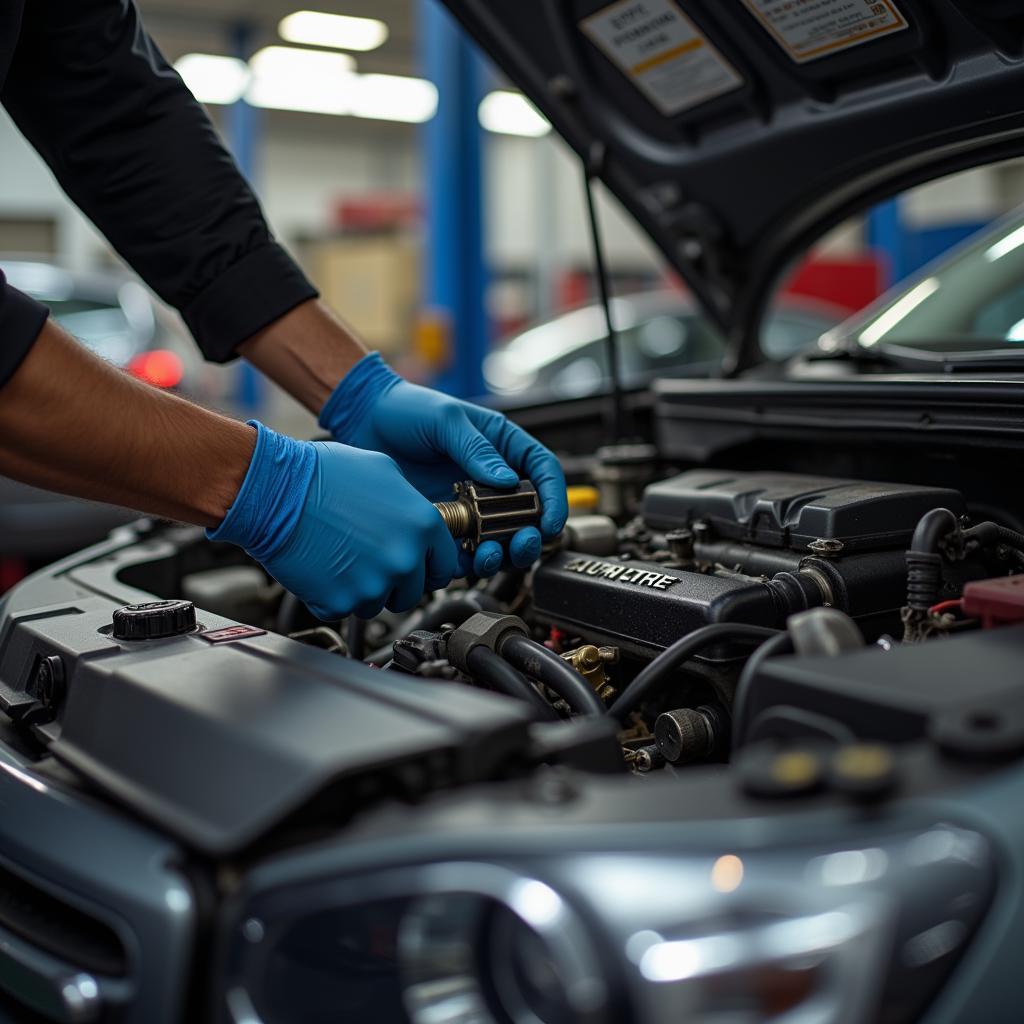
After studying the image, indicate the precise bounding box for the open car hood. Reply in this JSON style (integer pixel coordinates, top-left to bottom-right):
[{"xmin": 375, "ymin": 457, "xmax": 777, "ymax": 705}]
[{"xmin": 442, "ymin": 0, "xmax": 1024, "ymax": 371}]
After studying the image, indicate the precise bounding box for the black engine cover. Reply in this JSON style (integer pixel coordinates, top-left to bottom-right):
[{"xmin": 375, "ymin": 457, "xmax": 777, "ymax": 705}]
[
  {"xmin": 736, "ymin": 624, "xmax": 1024, "ymax": 758},
  {"xmin": 0, "ymin": 531, "xmax": 537, "ymax": 857},
  {"xmin": 643, "ymin": 470, "xmax": 965, "ymax": 553},
  {"xmin": 532, "ymin": 550, "xmax": 757, "ymax": 657}
]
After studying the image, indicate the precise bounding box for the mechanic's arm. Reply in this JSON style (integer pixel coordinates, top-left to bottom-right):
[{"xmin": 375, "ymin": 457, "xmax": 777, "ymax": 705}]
[
  {"xmin": 240, "ymin": 300, "xmax": 570, "ymax": 576},
  {"xmin": 0, "ymin": 320, "xmax": 458, "ymax": 618},
  {"xmin": 1, "ymin": 0, "xmax": 315, "ymax": 362},
  {"xmin": 2, "ymin": 0, "xmax": 566, "ymax": 568}
]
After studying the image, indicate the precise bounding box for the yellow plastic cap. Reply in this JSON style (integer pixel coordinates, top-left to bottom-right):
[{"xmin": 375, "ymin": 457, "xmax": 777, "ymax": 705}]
[{"xmin": 566, "ymin": 486, "xmax": 600, "ymax": 513}]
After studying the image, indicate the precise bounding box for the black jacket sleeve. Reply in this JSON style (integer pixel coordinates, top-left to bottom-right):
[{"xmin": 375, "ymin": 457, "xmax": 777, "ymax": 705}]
[
  {"xmin": 1, "ymin": 0, "xmax": 317, "ymax": 363},
  {"xmin": 0, "ymin": 271, "xmax": 48, "ymax": 388}
]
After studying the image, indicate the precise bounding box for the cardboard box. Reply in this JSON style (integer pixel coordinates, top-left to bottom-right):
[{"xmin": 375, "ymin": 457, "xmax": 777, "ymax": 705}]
[{"xmin": 304, "ymin": 234, "xmax": 420, "ymax": 355}]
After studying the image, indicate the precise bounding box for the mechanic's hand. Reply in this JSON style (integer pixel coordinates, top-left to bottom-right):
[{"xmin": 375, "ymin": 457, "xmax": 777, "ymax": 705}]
[
  {"xmin": 208, "ymin": 422, "xmax": 459, "ymax": 619},
  {"xmin": 319, "ymin": 352, "xmax": 568, "ymax": 576}
]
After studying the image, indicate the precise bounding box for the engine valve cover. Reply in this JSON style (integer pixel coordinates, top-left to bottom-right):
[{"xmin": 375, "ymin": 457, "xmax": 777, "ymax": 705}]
[
  {"xmin": 533, "ymin": 551, "xmax": 758, "ymax": 657},
  {"xmin": 643, "ymin": 470, "xmax": 965, "ymax": 553}
]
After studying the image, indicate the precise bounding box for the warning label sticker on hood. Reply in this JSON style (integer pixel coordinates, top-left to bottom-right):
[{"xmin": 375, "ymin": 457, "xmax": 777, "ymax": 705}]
[
  {"xmin": 581, "ymin": 0, "xmax": 743, "ymax": 116},
  {"xmin": 741, "ymin": 0, "xmax": 909, "ymax": 64}
]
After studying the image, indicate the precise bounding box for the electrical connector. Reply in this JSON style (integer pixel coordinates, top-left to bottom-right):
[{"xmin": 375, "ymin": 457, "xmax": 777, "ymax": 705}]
[{"xmin": 961, "ymin": 576, "xmax": 1024, "ymax": 628}]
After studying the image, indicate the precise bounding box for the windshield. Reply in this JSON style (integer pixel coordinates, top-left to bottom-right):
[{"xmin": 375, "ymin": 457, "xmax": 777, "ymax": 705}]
[{"xmin": 845, "ymin": 208, "xmax": 1024, "ymax": 353}]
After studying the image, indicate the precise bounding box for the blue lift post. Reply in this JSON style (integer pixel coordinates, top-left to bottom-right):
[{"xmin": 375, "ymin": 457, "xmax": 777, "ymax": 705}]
[
  {"xmin": 418, "ymin": 0, "xmax": 489, "ymax": 399},
  {"xmin": 866, "ymin": 197, "xmax": 904, "ymax": 290},
  {"xmin": 867, "ymin": 196, "xmax": 989, "ymax": 289},
  {"xmin": 227, "ymin": 20, "xmax": 265, "ymax": 414}
]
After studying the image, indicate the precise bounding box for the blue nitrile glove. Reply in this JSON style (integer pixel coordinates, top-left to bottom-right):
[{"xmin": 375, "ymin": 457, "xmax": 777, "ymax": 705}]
[
  {"xmin": 208, "ymin": 422, "xmax": 459, "ymax": 620},
  {"xmin": 319, "ymin": 353, "xmax": 568, "ymax": 577}
]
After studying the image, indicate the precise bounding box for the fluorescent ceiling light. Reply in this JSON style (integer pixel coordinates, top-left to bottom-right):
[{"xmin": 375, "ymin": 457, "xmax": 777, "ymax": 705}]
[
  {"xmin": 174, "ymin": 53, "xmax": 250, "ymax": 105},
  {"xmin": 248, "ymin": 49, "xmax": 434, "ymax": 124},
  {"xmin": 247, "ymin": 46, "xmax": 356, "ymax": 116},
  {"xmin": 858, "ymin": 277, "xmax": 940, "ymax": 347},
  {"xmin": 479, "ymin": 91, "xmax": 551, "ymax": 137},
  {"xmin": 279, "ymin": 10, "xmax": 389, "ymax": 52},
  {"xmin": 349, "ymin": 74, "xmax": 437, "ymax": 123},
  {"xmin": 249, "ymin": 45, "xmax": 356, "ymax": 78},
  {"xmin": 176, "ymin": 46, "xmax": 434, "ymax": 125},
  {"xmin": 985, "ymin": 223, "xmax": 1024, "ymax": 262}
]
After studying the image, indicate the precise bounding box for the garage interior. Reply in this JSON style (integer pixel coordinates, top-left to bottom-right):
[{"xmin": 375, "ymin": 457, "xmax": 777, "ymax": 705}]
[
  {"xmin": 4, "ymin": 0, "xmax": 1024, "ymax": 432},
  {"xmin": 3, "ymin": 3, "xmax": 1024, "ymax": 1022}
]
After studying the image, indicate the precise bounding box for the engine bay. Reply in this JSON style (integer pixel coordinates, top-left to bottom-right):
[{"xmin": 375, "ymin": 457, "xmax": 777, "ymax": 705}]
[
  {"xmin": 3, "ymin": 444, "xmax": 1024, "ymax": 857},
  {"xmin": 112, "ymin": 452, "xmax": 1024, "ymax": 789},
  {"xmin": 356, "ymin": 456, "xmax": 1020, "ymax": 778},
  {"xmin": 1, "ymin": 442, "xmax": 1022, "ymax": 1024}
]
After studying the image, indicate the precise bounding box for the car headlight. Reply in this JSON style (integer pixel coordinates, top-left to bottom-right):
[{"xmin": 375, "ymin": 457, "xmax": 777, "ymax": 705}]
[
  {"xmin": 220, "ymin": 823, "xmax": 993, "ymax": 1024},
  {"xmin": 400, "ymin": 866, "xmax": 606, "ymax": 1024}
]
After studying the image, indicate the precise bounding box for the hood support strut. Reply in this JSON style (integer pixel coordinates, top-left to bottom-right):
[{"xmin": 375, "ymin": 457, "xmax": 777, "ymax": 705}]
[{"xmin": 583, "ymin": 143, "xmax": 630, "ymax": 443}]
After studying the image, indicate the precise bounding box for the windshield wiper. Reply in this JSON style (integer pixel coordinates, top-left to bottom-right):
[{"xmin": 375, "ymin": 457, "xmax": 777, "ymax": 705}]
[
  {"xmin": 807, "ymin": 339, "xmax": 1024, "ymax": 372},
  {"xmin": 804, "ymin": 344, "xmax": 910, "ymax": 369}
]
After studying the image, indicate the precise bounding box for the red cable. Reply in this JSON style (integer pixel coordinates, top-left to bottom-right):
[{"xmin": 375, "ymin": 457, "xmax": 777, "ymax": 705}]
[{"xmin": 929, "ymin": 598, "xmax": 964, "ymax": 616}]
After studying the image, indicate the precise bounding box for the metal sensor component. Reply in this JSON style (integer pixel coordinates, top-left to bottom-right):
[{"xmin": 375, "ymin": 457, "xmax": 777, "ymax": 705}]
[
  {"xmin": 434, "ymin": 480, "xmax": 541, "ymax": 551},
  {"xmin": 561, "ymin": 644, "xmax": 619, "ymax": 701}
]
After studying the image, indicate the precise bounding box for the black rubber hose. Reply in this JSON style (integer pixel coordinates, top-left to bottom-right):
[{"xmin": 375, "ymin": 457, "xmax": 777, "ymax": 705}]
[
  {"xmin": 905, "ymin": 508, "xmax": 958, "ymax": 612},
  {"xmin": 465, "ymin": 646, "xmax": 560, "ymax": 720},
  {"xmin": 275, "ymin": 591, "xmax": 303, "ymax": 635},
  {"xmin": 417, "ymin": 595, "xmax": 499, "ymax": 632},
  {"xmin": 365, "ymin": 596, "xmax": 495, "ymax": 665},
  {"xmin": 910, "ymin": 508, "xmax": 959, "ymax": 554},
  {"xmin": 484, "ymin": 570, "xmax": 528, "ymax": 605},
  {"xmin": 608, "ymin": 623, "xmax": 781, "ymax": 724},
  {"xmin": 962, "ymin": 521, "xmax": 1024, "ymax": 552},
  {"xmin": 730, "ymin": 631, "xmax": 795, "ymax": 746},
  {"xmin": 499, "ymin": 634, "xmax": 607, "ymax": 717},
  {"xmin": 994, "ymin": 524, "xmax": 1024, "ymax": 548},
  {"xmin": 346, "ymin": 617, "xmax": 367, "ymax": 661}
]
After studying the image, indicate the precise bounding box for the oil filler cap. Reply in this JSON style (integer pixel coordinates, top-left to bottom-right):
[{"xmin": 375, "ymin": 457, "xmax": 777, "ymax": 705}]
[{"xmin": 112, "ymin": 599, "xmax": 196, "ymax": 640}]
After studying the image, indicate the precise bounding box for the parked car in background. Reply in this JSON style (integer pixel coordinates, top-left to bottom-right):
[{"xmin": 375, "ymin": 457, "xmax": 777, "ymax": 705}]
[
  {"xmin": 0, "ymin": 259, "xmax": 204, "ymax": 562},
  {"xmin": 810, "ymin": 204, "xmax": 1024, "ymax": 366},
  {"xmin": 484, "ymin": 290, "xmax": 846, "ymax": 398}
]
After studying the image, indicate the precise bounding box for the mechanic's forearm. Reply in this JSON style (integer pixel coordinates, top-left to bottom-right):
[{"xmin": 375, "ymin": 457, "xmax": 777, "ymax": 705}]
[
  {"xmin": 237, "ymin": 299, "xmax": 368, "ymax": 414},
  {"xmin": 0, "ymin": 321, "xmax": 254, "ymax": 527}
]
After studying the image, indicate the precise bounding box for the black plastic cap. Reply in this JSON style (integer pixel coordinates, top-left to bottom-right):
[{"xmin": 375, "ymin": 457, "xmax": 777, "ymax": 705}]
[
  {"xmin": 655, "ymin": 707, "xmax": 712, "ymax": 765},
  {"xmin": 112, "ymin": 600, "xmax": 196, "ymax": 641}
]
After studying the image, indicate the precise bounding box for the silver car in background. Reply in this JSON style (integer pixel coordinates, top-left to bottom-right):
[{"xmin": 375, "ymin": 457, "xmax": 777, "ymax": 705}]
[{"xmin": 485, "ymin": 290, "xmax": 846, "ymax": 399}]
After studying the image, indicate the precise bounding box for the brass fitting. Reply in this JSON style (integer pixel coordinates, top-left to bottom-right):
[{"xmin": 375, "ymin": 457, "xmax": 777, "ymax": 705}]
[
  {"xmin": 433, "ymin": 479, "xmax": 541, "ymax": 552},
  {"xmin": 561, "ymin": 643, "xmax": 619, "ymax": 701},
  {"xmin": 434, "ymin": 496, "xmax": 474, "ymax": 538}
]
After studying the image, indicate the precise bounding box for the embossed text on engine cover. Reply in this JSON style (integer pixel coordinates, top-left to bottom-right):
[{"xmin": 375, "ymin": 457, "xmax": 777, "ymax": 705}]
[{"xmin": 563, "ymin": 557, "xmax": 680, "ymax": 591}]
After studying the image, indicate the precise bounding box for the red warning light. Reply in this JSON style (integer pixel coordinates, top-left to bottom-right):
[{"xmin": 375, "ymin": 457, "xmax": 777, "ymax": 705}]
[{"xmin": 128, "ymin": 349, "xmax": 184, "ymax": 389}]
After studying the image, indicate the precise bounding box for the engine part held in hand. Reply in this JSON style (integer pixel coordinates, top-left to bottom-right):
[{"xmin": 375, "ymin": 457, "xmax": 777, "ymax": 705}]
[{"xmin": 434, "ymin": 479, "xmax": 541, "ymax": 551}]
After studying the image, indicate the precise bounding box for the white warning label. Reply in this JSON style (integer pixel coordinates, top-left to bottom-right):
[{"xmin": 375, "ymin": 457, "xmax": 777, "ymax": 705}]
[
  {"xmin": 741, "ymin": 0, "xmax": 909, "ymax": 64},
  {"xmin": 580, "ymin": 0, "xmax": 743, "ymax": 116}
]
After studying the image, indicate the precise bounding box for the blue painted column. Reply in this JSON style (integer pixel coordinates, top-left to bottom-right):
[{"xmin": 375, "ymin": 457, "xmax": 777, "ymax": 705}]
[
  {"xmin": 418, "ymin": 0, "xmax": 489, "ymax": 398},
  {"xmin": 228, "ymin": 22, "xmax": 259, "ymax": 183},
  {"xmin": 227, "ymin": 21, "xmax": 265, "ymax": 413},
  {"xmin": 867, "ymin": 197, "xmax": 904, "ymax": 289}
]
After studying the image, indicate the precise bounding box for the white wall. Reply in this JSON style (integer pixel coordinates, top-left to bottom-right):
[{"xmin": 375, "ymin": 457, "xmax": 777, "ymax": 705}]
[
  {"xmin": 250, "ymin": 115, "xmax": 420, "ymax": 241},
  {"xmin": 902, "ymin": 166, "xmax": 1002, "ymax": 228},
  {"xmin": 484, "ymin": 132, "xmax": 662, "ymax": 270}
]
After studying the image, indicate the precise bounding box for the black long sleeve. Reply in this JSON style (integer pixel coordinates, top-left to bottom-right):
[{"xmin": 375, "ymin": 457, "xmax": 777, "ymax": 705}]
[
  {"xmin": 0, "ymin": 269, "xmax": 48, "ymax": 387},
  {"xmin": 0, "ymin": 0, "xmax": 317, "ymax": 385}
]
